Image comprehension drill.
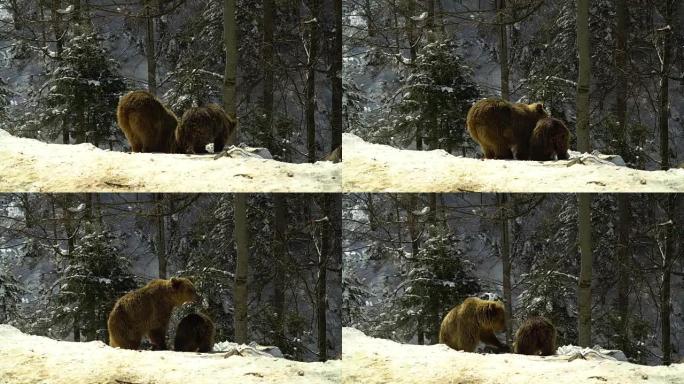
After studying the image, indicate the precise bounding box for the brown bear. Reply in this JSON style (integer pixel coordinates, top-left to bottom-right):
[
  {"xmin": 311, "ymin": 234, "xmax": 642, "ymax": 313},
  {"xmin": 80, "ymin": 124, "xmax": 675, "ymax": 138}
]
[
  {"xmin": 107, "ymin": 277, "xmax": 198, "ymax": 350},
  {"xmin": 529, "ymin": 118, "xmax": 570, "ymax": 161},
  {"xmin": 175, "ymin": 104, "xmax": 237, "ymax": 154},
  {"xmin": 514, "ymin": 316, "xmax": 556, "ymax": 356},
  {"xmin": 174, "ymin": 312, "xmax": 215, "ymax": 353},
  {"xmin": 439, "ymin": 297, "xmax": 507, "ymax": 353},
  {"xmin": 466, "ymin": 98, "xmax": 548, "ymax": 160},
  {"xmin": 116, "ymin": 90, "xmax": 179, "ymax": 153}
]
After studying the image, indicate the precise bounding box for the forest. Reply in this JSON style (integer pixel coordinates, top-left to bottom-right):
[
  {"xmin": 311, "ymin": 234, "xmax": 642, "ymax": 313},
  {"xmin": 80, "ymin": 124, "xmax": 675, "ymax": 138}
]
[
  {"xmin": 0, "ymin": 0, "xmax": 342, "ymax": 163},
  {"xmin": 343, "ymin": 0, "xmax": 683, "ymax": 171},
  {"xmin": 342, "ymin": 193, "xmax": 683, "ymax": 365},
  {"xmin": 0, "ymin": 193, "xmax": 342, "ymax": 362}
]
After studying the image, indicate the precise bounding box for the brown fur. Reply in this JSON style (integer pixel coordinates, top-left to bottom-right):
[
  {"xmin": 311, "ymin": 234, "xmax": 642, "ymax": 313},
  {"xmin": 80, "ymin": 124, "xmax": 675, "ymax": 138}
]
[
  {"xmin": 466, "ymin": 98, "xmax": 548, "ymax": 160},
  {"xmin": 107, "ymin": 278, "xmax": 198, "ymax": 350},
  {"xmin": 514, "ymin": 316, "xmax": 556, "ymax": 356},
  {"xmin": 175, "ymin": 104, "xmax": 237, "ymax": 154},
  {"xmin": 174, "ymin": 313, "xmax": 215, "ymax": 352},
  {"xmin": 529, "ymin": 118, "xmax": 570, "ymax": 161},
  {"xmin": 116, "ymin": 90, "xmax": 179, "ymax": 153},
  {"xmin": 439, "ymin": 297, "xmax": 507, "ymax": 352}
]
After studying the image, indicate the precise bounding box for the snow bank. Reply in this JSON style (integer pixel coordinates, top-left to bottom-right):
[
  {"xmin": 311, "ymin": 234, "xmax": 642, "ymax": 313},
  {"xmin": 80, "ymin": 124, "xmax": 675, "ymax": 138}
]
[
  {"xmin": 342, "ymin": 133, "xmax": 684, "ymax": 192},
  {"xmin": 0, "ymin": 130, "xmax": 340, "ymax": 192},
  {"xmin": 341, "ymin": 327, "xmax": 684, "ymax": 384},
  {"xmin": 0, "ymin": 325, "xmax": 340, "ymax": 384}
]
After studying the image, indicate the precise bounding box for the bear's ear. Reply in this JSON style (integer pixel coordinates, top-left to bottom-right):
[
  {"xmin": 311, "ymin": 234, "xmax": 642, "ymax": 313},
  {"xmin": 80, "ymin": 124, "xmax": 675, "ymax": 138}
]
[
  {"xmin": 171, "ymin": 277, "xmax": 181, "ymax": 289},
  {"xmin": 536, "ymin": 103, "xmax": 545, "ymax": 114}
]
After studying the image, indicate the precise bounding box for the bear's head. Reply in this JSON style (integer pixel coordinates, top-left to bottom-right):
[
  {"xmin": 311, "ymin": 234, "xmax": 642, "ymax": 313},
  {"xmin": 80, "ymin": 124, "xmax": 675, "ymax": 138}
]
[
  {"xmin": 529, "ymin": 103, "xmax": 548, "ymax": 118},
  {"xmin": 480, "ymin": 300, "xmax": 506, "ymax": 332},
  {"xmin": 170, "ymin": 277, "xmax": 199, "ymax": 305}
]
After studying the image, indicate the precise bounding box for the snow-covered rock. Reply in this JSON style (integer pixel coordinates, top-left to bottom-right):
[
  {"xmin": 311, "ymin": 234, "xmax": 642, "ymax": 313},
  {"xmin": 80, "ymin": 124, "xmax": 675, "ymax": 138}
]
[
  {"xmin": 0, "ymin": 130, "xmax": 340, "ymax": 192},
  {"xmin": 342, "ymin": 133, "xmax": 684, "ymax": 192},
  {"xmin": 341, "ymin": 327, "xmax": 684, "ymax": 384},
  {"xmin": 0, "ymin": 325, "xmax": 340, "ymax": 384}
]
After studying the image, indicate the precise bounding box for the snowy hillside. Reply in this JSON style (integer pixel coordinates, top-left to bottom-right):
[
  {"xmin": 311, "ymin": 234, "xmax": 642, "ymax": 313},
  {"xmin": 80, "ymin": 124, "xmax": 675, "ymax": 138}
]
[
  {"xmin": 342, "ymin": 328, "xmax": 684, "ymax": 384},
  {"xmin": 0, "ymin": 325, "xmax": 341, "ymax": 384},
  {"xmin": 0, "ymin": 130, "xmax": 341, "ymax": 192},
  {"xmin": 342, "ymin": 133, "xmax": 684, "ymax": 192}
]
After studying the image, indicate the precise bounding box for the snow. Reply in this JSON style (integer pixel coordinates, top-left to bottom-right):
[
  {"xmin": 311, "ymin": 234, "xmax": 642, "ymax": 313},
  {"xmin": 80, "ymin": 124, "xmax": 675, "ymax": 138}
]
[
  {"xmin": 0, "ymin": 325, "xmax": 340, "ymax": 384},
  {"xmin": 342, "ymin": 327, "xmax": 684, "ymax": 384},
  {"xmin": 0, "ymin": 130, "xmax": 340, "ymax": 192},
  {"xmin": 342, "ymin": 133, "xmax": 684, "ymax": 192}
]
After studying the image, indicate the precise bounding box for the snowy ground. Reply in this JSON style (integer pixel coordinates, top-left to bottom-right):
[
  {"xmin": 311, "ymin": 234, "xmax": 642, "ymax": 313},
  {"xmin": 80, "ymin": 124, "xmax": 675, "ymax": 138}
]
[
  {"xmin": 0, "ymin": 131, "xmax": 340, "ymax": 192},
  {"xmin": 342, "ymin": 328, "xmax": 684, "ymax": 384},
  {"xmin": 343, "ymin": 133, "xmax": 684, "ymax": 192},
  {"xmin": 0, "ymin": 325, "xmax": 340, "ymax": 384}
]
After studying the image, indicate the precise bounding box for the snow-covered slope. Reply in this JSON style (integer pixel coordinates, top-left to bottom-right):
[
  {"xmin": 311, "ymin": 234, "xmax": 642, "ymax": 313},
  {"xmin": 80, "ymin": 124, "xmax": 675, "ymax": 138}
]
[
  {"xmin": 0, "ymin": 325, "xmax": 340, "ymax": 384},
  {"xmin": 342, "ymin": 133, "xmax": 684, "ymax": 192},
  {"xmin": 0, "ymin": 131, "xmax": 341, "ymax": 192},
  {"xmin": 342, "ymin": 327, "xmax": 684, "ymax": 384}
]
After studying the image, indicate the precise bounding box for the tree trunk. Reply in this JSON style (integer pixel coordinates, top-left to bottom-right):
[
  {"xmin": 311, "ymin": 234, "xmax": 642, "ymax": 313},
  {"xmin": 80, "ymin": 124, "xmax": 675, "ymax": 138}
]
[
  {"xmin": 234, "ymin": 194, "xmax": 249, "ymax": 344},
  {"xmin": 658, "ymin": 1, "xmax": 673, "ymax": 170},
  {"xmin": 155, "ymin": 193, "xmax": 167, "ymax": 278},
  {"xmin": 660, "ymin": 194, "xmax": 676, "ymax": 365},
  {"xmin": 317, "ymin": 195, "xmax": 331, "ymax": 361},
  {"xmin": 272, "ymin": 194, "xmax": 286, "ymax": 351},
  {"xmin": 614, "ymin": 0, "xmax": 631, "ymax": 356},
  {"xmin": 224, "ymin": 0, "xmax": 237, "ymax": 121},
  {"xmin": 576, "ymin": 0, "xmax": 591, "ymax": 152},
  {"xmin": 263, "ymin": 0, "xmax": 275, "ymax": 154},
  {"xmin": 497, "ymin": 0, "xmax": 509, "ymax": 100},
  {"xmin": 306, "ymin": 0, "xmax": 319, "ymax": 163},
  {"xmin": 145, "ymin": 0, "xmax": 157, "ymax": 95},
  {"xmin": 330, "ymin": 0, "xmax": 343, "ymax": 152},
  {"xmin": 499, "ymin": 193, "xmax": 512, "ymax": 346},
  {"xmin": 577, "ymin": 193, "xmax": 593, "ymax": 347},
  {"xmin": 50, "ymin": 0, "xmax": 68, "ymax": 143}
]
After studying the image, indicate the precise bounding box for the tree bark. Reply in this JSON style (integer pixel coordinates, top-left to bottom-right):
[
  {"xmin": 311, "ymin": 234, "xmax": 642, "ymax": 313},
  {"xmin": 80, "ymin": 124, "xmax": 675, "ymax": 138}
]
[
  {"xmin": 497, "ymin": 0, "xmax": 509, "ymax": 100},
  {"xmin": 306, "ymin": 0, "xmax": 319, "ymax": 163},
  {"xmin": 234, "ymin": 194, "xmax": 249, "ymax": 344},
  {"xmin": 658, "ymin": 1, "xmax": 673, "ymax": 170},
  {"xmin": 50, "ymin": 0, "xmax": 68, "ymax": 143},
  {"xmin": 576, "ymin": 0, "xmax": 591, "ymax": 152},
  {"xmin": 155, "ymin": 193, "xmax": 166, "ymax": 279},
  {"xmin": 330, "ymin": 0, "xmax": 343, "ymax": 152},
  {"xmin": 499, "ymin": 193, "xmax": 512, "ymax": 346},
  {"xmin": 660, "ymin": 194, "xmax": 676, "ymax": 365},
  {"xmin": 272, "ymin": 194, "xmax": 286, "ymax": 351},
  {"xmin": 615, "ymin": 0, "xmax": 628, "ymax": 154},
  {"xmin": 317, "ymin": 195, "xmax": 331, "ymax": 361},
  {"xmin": 145, "ymin": 0, "xmax": 157, "ymax": 95},
  {"xmin": 224, "ymin": 0, "xmax": 237, "ymax": 120},
  {"xmin": 262, "ymin": 0, "xmax": 275, "ymax": 155},
  {"xmin": 577, "ymin": 193, "xmax": 593, "ymax": 347}
]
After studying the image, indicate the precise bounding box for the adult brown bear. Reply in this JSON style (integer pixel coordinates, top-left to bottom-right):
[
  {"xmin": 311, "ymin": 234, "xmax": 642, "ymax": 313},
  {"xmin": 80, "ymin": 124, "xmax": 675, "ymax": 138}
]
[
  {"xmin": 175, "ymin": 104, "xmax": 237, "ymax": 154},
  {"xmin": 439, "ymin": 297, "xmax": 507, "ymax": 352},
  {"xmin": 107, "ymin": 278, "xmax": 198, "ymax": 350},
  {"xmin": 174, "ymin": 312, "xmax": 215, "ymax": 353},
  {"xmin": 116, "ymin": 90, "xmax": 179, "ymax": 153},
  {"xmin": 466, "ymin": 98, "xmax": 548, "ymax": 160},
  {"xmin": 514, "ymin": 316, "xmax": 557, "ymax": 356}
]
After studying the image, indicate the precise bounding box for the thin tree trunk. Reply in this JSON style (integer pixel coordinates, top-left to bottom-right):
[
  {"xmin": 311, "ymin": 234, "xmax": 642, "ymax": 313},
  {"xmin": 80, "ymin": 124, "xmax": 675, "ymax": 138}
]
[
  {"xmin": 499, "ymin": 193, "xmax": 512, "ymax": 347},
  {"xmin": 577, "ymin": 193, "xmax": 593, "ymax": 347},
  {"xmin": 660, "ymin": 194, "xmax": 676, "ymax": 365},
  {"xmin": 155, "ymin": 193, "xmax": 166, "ymax": 279},
  {"xmin": 145, "ymin": 0, "xmax": 157, "ymax": 95},
  {"xmin": 658, "ymin": 1, "xmax": 673, "ymax": 170},
  {"xmin": 614, "ymin": 0, "xmax": 631, "ymax": 357},
  {"xmin": 330, "ymin": 0, "xmax": 343, "ymax": 152},
  {"xmin": 263, "ymin": 0, "xmax": 275, "ymax": 154},
  {"xmin": 497, "ymin": 0, "xmax": 509, "ymax": 100},
  {"xmin": 576, "ymin": 0, "xmax": 591, "ymax": 152},
  {"xmin": 272, "ymin": 195, "xmax": 286, "ymax": 351},
  {"xmin": 234, "ymin": 194, "xmax": 249, "ymax": 344},
  {"xmin": 306, "ymin": 0, "xmax": 319, "ymax": 163},
  {"xmin": 50, "ymin": 0, "xmax": 67, "ymax": 143},
  {"xmin": 317, "ymin": 195, "xmax": 331, "ymax": 361},
  {"xmin": 224, "ymin": 0, "xmax": 237, "ymax": 119}
]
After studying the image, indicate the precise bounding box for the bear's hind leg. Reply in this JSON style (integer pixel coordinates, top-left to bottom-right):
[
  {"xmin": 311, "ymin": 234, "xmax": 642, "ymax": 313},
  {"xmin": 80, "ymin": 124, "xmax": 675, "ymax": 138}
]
[{"xmin": 148, "ymin": 327, "xmax": 168, "ymax": 350}]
